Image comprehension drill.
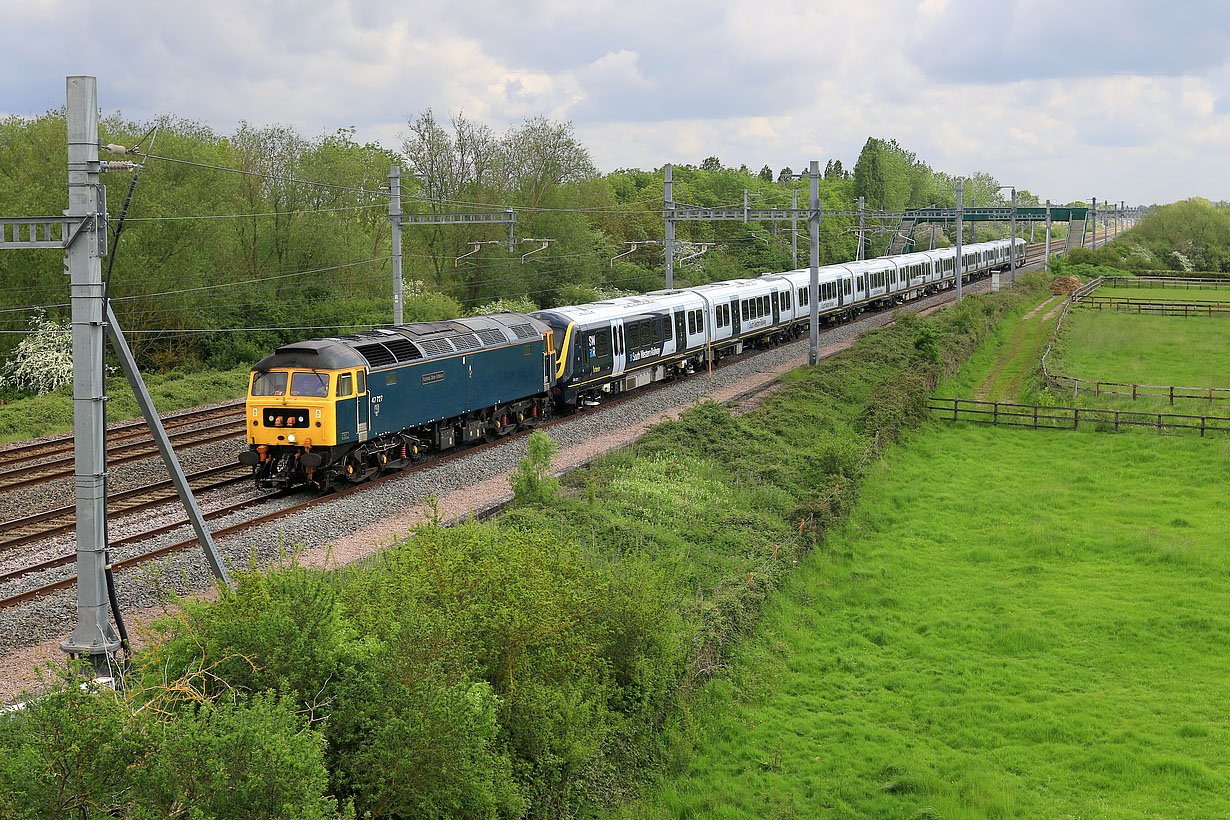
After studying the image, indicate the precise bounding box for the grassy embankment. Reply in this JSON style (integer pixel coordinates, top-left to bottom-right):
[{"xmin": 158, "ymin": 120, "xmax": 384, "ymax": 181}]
[
  {"xmin": 612, "ymin": 282, "xmax": 1230, "ymax": 818},
  {"xmin": 0, "ymin": 365, "xmax": 250, "ymax": 445}
]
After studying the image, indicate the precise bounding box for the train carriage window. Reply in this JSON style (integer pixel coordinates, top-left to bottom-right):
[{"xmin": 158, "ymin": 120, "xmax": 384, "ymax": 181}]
[
  {"xmin": 695, "ymin": 309, "xmax": 704, "ymax": 332},
  {"xmin": 627, "ymin": 322, "xmax": 639, "ymax": 349},
  {"xmin": 741, "ymin": 300, "xmax": 749, "ymax": 321},
  {"xmin": 251, "ymin": 371, "xmax": 287, "ymax": 396},
  {"xmin": 595, "ymin": 330, "xmax": 611, "ymax": 358},
  {"xmin": 337, "ymin": 373, "xmax": 353, "ymax": 397},
  {"xmin": 761, "ymin": 295, "xmax": 769, "ymax": 315},
  {"xmin": 663, "ymin": 316, "xmax": 672, "ymax": 340},
  {"xmin": 645, "ymin": 319, "xmax": 656, "ymax": 344},
  {"xmin": 687, "ymin": 311, "xmax": 695, "ymax": 335}
]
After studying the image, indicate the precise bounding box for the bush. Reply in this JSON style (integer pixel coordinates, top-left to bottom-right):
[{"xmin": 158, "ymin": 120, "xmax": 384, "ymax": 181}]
[{"xmin": 510, "ymin": 430, "xmax": 561, "ymax": 505}]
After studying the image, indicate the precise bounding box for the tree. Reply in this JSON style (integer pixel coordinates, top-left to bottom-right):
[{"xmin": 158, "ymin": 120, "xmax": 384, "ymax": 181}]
[
  {"xmin": 0, "ymin": 311, "xmax": 73, "ymax": 396},
  {"xmin": 700, "ymin": 156, "xmax": 722, "ymax": 172},
  {"xmin": 758, "ymin": 165, "xmax": 773, "ymax": 182}
]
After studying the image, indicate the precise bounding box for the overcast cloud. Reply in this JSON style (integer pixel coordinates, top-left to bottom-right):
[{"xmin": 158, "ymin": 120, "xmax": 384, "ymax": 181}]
[{"xmin": 4, "ymin": 0, "xmax": 1229, "ymax": 204}]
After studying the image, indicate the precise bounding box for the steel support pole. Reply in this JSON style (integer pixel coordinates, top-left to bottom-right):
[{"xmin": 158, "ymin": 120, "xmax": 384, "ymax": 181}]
[
  {"xmin": 791, "ymin": 188, "xmax": 798, "ymax": 269},
  {"xmin": 1010, "ymin": 188, "xmax": 1017, "ymax": 285},
  {"xmin": 808, "ymin": 161, "xmax": 820, "ymax": 366},
  {"xmin": 60, "ymin": 76, "xmax": 121, "ymax": 665},
  {"xmin": 106, "ymin": 306, "xmax": 232, "ymax": 589},
  {"xmin": 955, "ymin": 180, "xmax": 964, "ymax": 303},
  {"xmin": 1045, "ymin": 200, "xmax": 1052, "ymax": 262},
  {"xmin": 856, "ymin": 196, "xmax": 865, "ymax": 260},
  {"xmin": 390, "ymin": 166, "xmax": 403, "ymax": 325},
  {"xmin": 664, "ymin": 163, "xmax": 675, "ymax": 289},
  {"xmin": 1091, "ymin": 197, "xmax": 1097, "ymax": 250}
]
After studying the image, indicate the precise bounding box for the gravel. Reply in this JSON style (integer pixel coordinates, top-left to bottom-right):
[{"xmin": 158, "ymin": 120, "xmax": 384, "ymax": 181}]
[{"xmin": 0, "ymin": 272, "xmax": 1024, "ymax": 697}]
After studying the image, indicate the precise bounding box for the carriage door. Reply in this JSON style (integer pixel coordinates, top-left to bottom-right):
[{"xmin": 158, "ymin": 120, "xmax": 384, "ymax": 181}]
[
  {"xmin": 610, "ymin": 319, "xmax": 626, "ymax": 376},
  {"xmin": 771, "ymin": 290, "xmax": 780, "ymax": 324},
  {"xmin": 356, "ymin": 369, "xmax": 369, "ymax": 441},
  {"xmin": 731, "ymin": 298, "xmax": 741, "ymax": 335},
  {"xmin": 674, "ymin": 310, "xmax": 687, "ymax": 351}
]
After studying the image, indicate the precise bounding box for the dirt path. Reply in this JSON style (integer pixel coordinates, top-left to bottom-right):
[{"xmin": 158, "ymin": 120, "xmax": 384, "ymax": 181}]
[{"xmin": 973, "ymin": 296, "xmax": 1063, "ymax": 402}]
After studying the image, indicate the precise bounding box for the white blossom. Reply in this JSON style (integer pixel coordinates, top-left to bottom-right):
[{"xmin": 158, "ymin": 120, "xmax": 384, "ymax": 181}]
[{"xmin": 0, "ymin": 311, "xmax": 74, "ymax": 396}]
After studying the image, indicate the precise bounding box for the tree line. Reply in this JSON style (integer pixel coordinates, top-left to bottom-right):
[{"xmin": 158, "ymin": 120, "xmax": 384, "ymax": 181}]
[{"xmin": 1, "ymin": 109, "xmax": 1054, "ymax": 387}]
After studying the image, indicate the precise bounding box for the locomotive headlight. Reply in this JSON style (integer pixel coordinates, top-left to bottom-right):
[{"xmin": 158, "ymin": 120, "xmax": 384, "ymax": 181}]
[{"xmin": 288, "ymin": 434, "xmax": 296, "ymax": 442}]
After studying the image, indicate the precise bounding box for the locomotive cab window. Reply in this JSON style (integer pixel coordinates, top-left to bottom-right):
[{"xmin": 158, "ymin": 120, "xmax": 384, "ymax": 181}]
[
  {"xmin": 356, "ymin": 370, "xmax": 366, "ymax": 394},
  {"xmin": 290, "ymin": 372, "xmax": 330, "ymax": 398},
  {"xmin": 337, "ymin": 373, "xmax": 353, "ymax": 397},
  {"xmin": 251, "ymin": 371, "xmax": 287, "ymax": 396}
]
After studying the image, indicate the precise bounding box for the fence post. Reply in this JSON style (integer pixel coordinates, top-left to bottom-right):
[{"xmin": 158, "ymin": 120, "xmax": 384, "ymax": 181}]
[
  {"xmin": 1073, "ymin": 407, "xmax": 1079, "ymax": 430},
  {"xmin": 952, "ymin": 397, "xmax": 958, "ymax": 422},
  {"xmin": 1201, "ymin": 415, "xmax": 1206, "ymax": 438},
  {"xmin": 1133, "ymin": 383, "xmax": 1137, "ymax": 400},
  {"xmin": 1114, "ymin": 410, "xmax": 1119, "ymax": 432},
  {"xmin": 1157, "ymin": 413, "xmax": 1162, "ymax": 434},
  {"xmin": 1170, "ymin": 386, "xmax": 1175, "ymax": 406},
  {"xmin": 994, "ymin": 402, "xmax": 999, "ymax": 426}
]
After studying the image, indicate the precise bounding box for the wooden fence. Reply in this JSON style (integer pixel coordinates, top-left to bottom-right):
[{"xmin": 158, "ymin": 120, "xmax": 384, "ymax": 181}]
[
  {"xmin": 928, "ymin": 397, "xmax": 1230, "ymax": 437},
  {"xmin": 1101, "ymin": 275, "xmax": 1230, "ymax": 290},
  {"xmin": 1045, "ymin": 375, "xmax": 1230, "ymax": 405},
  {"xmin": 1074, "ymin": 297, "xmax": 1230, "ymax": 316}
]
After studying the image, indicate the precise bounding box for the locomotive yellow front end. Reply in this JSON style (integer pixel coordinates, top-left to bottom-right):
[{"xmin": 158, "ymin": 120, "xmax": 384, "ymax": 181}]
[{"xmin": 240, "ymin": 367, "xmax": 357, "ymax": 490}]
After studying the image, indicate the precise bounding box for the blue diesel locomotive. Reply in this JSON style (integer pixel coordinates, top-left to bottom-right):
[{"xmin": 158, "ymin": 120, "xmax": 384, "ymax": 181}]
[{"xmin": 239, "ymin": 313, "xmax": 556, "ymax": 491}]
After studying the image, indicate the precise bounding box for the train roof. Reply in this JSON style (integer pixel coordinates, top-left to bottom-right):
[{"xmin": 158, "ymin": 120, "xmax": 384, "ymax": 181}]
[{"xmin": 252, "ymin": 312, "xmax": 550, "ymax": 372}]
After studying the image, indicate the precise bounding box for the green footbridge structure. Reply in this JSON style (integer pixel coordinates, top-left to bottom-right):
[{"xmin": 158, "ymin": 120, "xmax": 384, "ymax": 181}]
[{"xmin": 879, "ymin": 206, "xmax": 1093, "ymax": 256}]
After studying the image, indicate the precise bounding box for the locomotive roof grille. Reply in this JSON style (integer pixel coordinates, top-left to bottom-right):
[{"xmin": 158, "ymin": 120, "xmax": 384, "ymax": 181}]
[
  {"xmin": 476, "ymin": 328, "xmax": 508, "ymax": 345},
  {"xmin": 509, "ymin": 323, "xmax": 538, "ymax": 340},
  {"xmin": 450, "ymin": 333, "xmax": 481, "ymax": 351},
  {"xmin": 384, "ymin": 338, "xmax": 423, "ymax": 362},
  {"xmin": 355, "ymin": 343, "xmax": 396, "ymax": 368},
  {"xmin": 417, "ymin": 338, "xmax": 455, "ymax": 357}
]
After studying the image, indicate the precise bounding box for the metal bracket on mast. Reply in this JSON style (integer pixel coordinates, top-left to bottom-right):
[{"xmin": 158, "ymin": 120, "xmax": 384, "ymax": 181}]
[{"xmin": 519, "ymin": 238, "xmax": 553, "ymax": 262}]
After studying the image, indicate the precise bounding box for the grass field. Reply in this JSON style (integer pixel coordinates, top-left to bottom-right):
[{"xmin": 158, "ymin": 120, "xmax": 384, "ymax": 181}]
[
  {"xmin": 1093, "ymin": 285, "xmax": 1230, "ymax": 302},
  {"xmin": 1055, "ymin": 312, "xmax": 1230, "ymax": 390},
  {"xmin": 617, "ymin": 424, "xmax": 1230, "ymax": 819}
]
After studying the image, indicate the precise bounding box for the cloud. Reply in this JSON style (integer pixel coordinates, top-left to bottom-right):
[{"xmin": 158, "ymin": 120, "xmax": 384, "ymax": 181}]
[{"xmin": 3, "ymin": 0, "xmax": 1230, "ymax": 204}]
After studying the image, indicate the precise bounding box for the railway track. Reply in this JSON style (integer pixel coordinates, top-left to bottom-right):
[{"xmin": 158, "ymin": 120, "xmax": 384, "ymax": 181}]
[
  {"xmin": 0, "ymin": 405, "xmax": 246, "ymax": 494},
  {"xmin": 0, "ymin": 463, "xmax": 248, "ymax": 551},
  {"xmin": 0, "ymin": 277, "xmax": 993, "ymax": 611}
]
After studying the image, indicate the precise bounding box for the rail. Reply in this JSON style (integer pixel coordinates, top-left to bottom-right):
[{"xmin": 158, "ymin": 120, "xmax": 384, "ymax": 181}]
[{"xmin": 927, "ymin": 397, "xmax": 1230, "ymax": 437}]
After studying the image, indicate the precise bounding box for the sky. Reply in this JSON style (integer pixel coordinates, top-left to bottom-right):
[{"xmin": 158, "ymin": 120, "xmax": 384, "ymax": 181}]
[{"xmin": 4, "ymin": 0, "xmax": 1230, "ymax": 206}]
